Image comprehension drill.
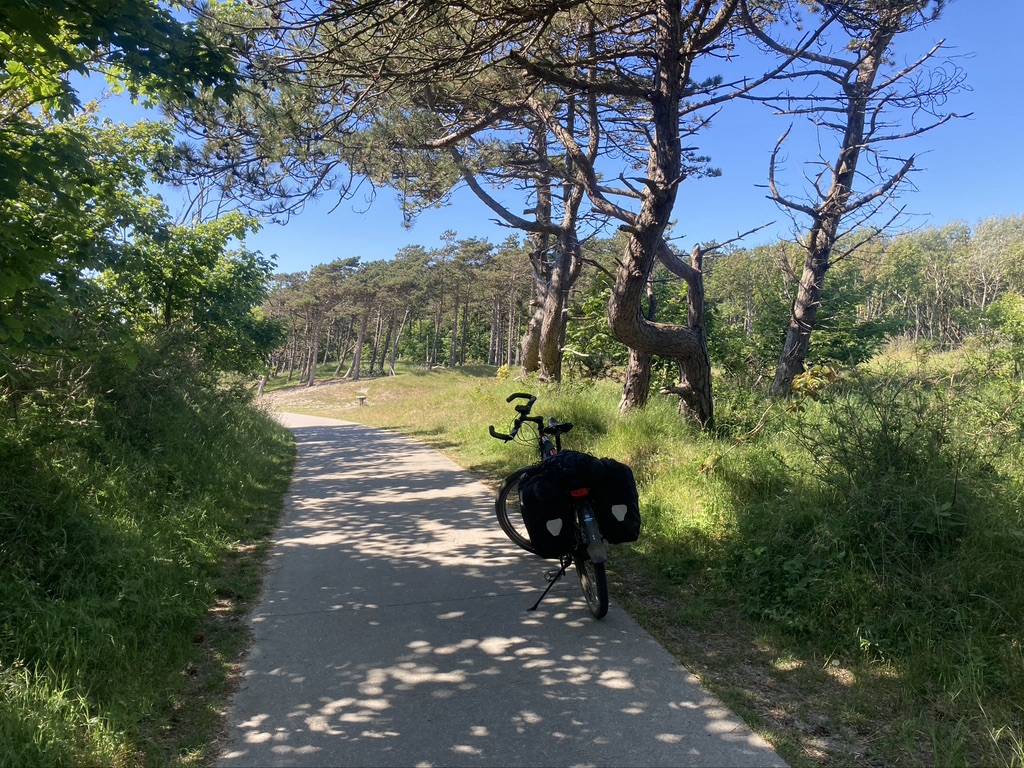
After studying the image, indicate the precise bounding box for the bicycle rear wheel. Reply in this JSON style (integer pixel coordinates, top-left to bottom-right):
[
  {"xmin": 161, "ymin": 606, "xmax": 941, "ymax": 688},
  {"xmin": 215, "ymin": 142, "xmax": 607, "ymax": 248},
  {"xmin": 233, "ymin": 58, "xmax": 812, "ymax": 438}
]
[
  {"xmin": 496, "ymin": 467, "xmax": 536, "ymax": 554},
  {"xmin": 576, "ymin": 556, "xmax": 609, "ymax": 619}
]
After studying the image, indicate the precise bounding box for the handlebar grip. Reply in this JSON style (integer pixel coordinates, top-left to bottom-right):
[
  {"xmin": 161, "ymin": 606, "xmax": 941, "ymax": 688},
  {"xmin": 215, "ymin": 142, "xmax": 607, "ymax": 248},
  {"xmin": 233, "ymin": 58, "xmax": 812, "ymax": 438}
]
[
  {"xmin": 493, "ymin": 393, "xmax": 535, "ymax": 441},
  {"xmin": 489, "ymin": 425, "xmax": 512, "ymax": 441}
]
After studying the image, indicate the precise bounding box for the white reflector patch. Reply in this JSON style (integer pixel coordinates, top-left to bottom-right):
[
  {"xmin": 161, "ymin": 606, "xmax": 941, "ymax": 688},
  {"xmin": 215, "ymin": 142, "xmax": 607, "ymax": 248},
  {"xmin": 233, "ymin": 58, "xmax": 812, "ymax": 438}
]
[
  {"xmin": 546, "ymin": 519, "xmax": 563, "ymax": 536},
  {"xmin": 612, "ymin": 504, "xmax": 628, "ymax": 522}
]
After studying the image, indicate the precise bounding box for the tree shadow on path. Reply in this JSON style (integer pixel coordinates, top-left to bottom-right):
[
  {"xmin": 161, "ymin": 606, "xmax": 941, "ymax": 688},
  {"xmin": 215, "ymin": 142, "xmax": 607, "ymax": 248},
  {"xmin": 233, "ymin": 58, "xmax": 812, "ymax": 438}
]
[{"xmin": 218, "ymin": 418, "xmax": 785, "ymax": 768}]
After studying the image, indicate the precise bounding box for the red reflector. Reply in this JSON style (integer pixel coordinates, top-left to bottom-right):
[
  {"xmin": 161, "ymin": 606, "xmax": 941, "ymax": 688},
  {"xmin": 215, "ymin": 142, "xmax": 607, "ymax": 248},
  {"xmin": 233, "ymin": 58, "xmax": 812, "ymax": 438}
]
[{"xmin": 569, "ymin": 488, "xmax": 590, "ymax": 498}]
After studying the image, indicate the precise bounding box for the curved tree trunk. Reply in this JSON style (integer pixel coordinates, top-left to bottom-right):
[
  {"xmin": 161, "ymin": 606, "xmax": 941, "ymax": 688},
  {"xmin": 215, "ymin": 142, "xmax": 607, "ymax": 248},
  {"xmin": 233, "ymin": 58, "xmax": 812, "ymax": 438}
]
[
  {"xmin": 519, "ymin": 230, "xmax": 550, "ymax": 374},
  {"xmin": 605, "ymin": 1, "xmax": 715, "ymax": 428},
  {"xmin": 538, "ymin": 229, "xmax": 582, "ymax": 382},
  {"xmin": 608, "ymin": 246, "xmax": 715, "ymax": 428},
  {"xmin": 519, "ymin": 306, "xmax": 543, "ymax": 372},
  {"xmin": 620, "ymin": 275, "xmax": 659, "ymax": 411},
  {"xmin": 536, "ymin": 122, "xmax": 588, "ymax": 383}
]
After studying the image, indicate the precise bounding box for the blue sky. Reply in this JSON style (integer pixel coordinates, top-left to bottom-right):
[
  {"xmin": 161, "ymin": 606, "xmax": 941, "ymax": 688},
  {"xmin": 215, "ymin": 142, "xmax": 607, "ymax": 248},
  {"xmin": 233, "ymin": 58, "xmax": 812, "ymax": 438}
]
[{"xmin": 87, "ymin": 1, "xmax": 1023, "ymax": 274}]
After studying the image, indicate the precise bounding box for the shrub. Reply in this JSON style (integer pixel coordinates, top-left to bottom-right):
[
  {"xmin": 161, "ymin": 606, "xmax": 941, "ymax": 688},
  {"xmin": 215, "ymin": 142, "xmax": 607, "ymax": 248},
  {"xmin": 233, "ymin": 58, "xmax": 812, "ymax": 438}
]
[
  {"xmin": 721, "ymin": 370, "xmax": 1024, "ymax": 698},
  {"xmin": 0, "ymin": 337, "xmax": 294, "ymax": 764}
]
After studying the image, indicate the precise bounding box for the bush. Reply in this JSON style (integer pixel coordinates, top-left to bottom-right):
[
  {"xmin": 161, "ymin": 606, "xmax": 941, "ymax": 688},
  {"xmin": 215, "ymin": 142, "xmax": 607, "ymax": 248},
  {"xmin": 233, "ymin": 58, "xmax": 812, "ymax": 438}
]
[
  {"xmin": 721, "ymin": 370, "xmax": 1024, "ymax": 698},
  {"xmin": 0, "ymin": 338, "xmax": 294, "ymax": 765}
]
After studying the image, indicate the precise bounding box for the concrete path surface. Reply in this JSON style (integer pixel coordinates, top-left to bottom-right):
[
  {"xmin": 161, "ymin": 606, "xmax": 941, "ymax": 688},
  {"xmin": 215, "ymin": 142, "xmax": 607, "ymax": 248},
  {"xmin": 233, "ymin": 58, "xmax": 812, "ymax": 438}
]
[{"xmin": 218, "ymin": 413, "xmax": 785, "ymax": 768}]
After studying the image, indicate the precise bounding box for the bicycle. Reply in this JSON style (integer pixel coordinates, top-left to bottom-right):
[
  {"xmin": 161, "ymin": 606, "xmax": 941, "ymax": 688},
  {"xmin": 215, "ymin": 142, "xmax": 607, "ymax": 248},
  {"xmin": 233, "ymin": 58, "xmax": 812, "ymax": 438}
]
[{"xmin": 489, "ymin": 392, "xmax": 609, "ymax": 619}]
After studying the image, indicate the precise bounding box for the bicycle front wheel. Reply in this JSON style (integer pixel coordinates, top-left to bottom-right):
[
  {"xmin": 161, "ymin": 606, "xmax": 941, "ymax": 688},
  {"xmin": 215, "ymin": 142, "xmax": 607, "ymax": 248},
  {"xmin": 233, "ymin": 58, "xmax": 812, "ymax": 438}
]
[
  {"xmin": 496, "ymin": 467, "xmax": 536, "ymax": 554},
  {"xmin": 576, "ymin": 556, "xmax": 609, "ymax": 619}
]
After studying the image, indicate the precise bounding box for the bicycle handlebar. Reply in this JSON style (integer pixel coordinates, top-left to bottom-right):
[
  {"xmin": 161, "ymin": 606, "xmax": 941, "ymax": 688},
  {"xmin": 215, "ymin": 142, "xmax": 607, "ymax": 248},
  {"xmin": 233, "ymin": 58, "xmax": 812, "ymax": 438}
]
[
  {"xmin": 489, "ymin": 393, "xmax": 574, "ymax": 454},
  {"xmin": 489, "ymin": 393, "xmax": 537, "ymax": 441},
  {"xmin": 488, "ymin": 425, "xmax": 512, "ymax": 440},
  {"xmin": 506, "ymin": 392, "xmax": 536, "ymax": 412}
]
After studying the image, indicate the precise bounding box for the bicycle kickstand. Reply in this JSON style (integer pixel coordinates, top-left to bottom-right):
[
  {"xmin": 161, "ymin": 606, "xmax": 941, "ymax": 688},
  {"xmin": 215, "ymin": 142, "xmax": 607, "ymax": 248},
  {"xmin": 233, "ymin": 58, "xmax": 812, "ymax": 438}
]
[{"xmin": 528, "ymin": 555, "xmax": 572, "ymax": 611}]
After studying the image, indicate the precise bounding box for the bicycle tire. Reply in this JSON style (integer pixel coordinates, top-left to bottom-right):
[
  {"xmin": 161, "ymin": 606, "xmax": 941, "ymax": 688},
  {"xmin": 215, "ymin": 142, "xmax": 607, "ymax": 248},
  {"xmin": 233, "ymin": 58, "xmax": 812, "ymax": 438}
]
[
  {"xmin": 496, "ymin": 467, "xmax": 536, "ymax": 554},
  {"xmin": 576, "ymin": 556, "xmax": 609, "ymax": 619}
]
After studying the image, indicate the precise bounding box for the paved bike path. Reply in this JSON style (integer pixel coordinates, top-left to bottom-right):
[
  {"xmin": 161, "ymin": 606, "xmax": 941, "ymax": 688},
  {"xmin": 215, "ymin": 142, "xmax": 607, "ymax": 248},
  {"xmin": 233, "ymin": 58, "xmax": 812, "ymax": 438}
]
[{"xmin": 218, "ymin": 413, "xmax": 785, "ymax": 768}]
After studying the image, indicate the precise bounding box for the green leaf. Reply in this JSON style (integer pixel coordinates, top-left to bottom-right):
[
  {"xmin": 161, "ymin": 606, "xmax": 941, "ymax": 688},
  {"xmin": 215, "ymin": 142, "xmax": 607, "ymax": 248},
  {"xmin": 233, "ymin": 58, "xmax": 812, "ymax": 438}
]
[{"xmin": 3, "ymin": 316, "xmax": 25, "ymax": 343}]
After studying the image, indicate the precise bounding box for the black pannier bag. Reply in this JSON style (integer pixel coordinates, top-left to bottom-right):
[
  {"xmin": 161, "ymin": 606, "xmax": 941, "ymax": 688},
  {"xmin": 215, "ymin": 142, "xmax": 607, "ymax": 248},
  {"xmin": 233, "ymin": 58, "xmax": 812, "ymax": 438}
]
[
  {"xmin": 542, "ymin": 450, "xmax": 602, "ymax": 490},
  {"xmin": 518, "ymin": 470, "xmax": 575, "ymax": 559},
  {"xmin": 518, "ymin": 451, "xmax": 641, "ymax": 556},
  {"xmin": 591, "ymin": 458, "xmax": 642, "ymax": 544}
]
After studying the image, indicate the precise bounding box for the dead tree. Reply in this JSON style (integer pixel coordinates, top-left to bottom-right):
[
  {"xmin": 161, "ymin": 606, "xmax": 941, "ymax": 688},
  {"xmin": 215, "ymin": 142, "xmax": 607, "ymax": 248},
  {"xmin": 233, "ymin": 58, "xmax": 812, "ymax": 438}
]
[{"xmin": 739, "ymin": 0, "xmax": 966, "ymax": 395}]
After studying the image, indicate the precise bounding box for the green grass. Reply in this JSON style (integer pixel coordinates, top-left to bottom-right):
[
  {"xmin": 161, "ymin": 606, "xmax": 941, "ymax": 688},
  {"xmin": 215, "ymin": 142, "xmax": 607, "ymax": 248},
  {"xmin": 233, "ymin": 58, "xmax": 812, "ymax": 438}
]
[
  {"xmin": 0, "ymin": 366, "xmax": 294, "ymax": 766},
  {"xmin": 264, "ymin": 361, "xmax": 1024, "ymax": 767}
]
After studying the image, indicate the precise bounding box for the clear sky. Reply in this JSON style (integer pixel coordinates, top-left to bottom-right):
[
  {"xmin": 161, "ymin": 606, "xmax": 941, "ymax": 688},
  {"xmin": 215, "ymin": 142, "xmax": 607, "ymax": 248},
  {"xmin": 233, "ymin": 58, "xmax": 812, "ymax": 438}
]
[{"xmin": 87, "ymin": 0, "xmax": 1024, "ymax": 274}]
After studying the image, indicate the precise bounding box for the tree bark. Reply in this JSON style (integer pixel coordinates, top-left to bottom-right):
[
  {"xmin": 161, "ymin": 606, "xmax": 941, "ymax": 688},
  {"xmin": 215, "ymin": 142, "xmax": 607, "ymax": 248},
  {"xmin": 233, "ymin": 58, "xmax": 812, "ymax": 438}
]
[
  {"xmin": 389, "ymin": 309, "xmax": 410, "ymax": 374},
  {"xmin": 519, "ymin": 233, "xmax": 549, "ymax": 373},
  {"xmin": 771, "ymin": 223, "xmax": 837, "ymax": 394},
  {"xmin": 449, "ymin": 294, "xmax": 460, "ymax": 368},
  {"xmin": 305, "ymin": 316, "xmax": 322, "ymax": 387},
  {"xmin": 767, "ymin": 19, "xmax": 901, "ymax": 395},
  {"xmin": 538, "ymin": 184, "xmax": 585, "ymax": 382},
  {"xmin": 537, "ymin": 282, "xmax": 565, "ymax": 381},
  {"xmin": 489, "ymin": 296, "xmax": 501, "ymax": 365},
  {"xmin": 333, "ymin": 315, "xmax": 354, "ymax": 376},
  {"xmin": 506, "ymin": 296, "xmax": 517, "ymax": 367},
  {"xmin": 429, "ymin": 301, "xmax": 442, "ymax": 370},
  {"xmin": 605, "ymin": 1, "xmax": 717, "ymax": 428},
  {"xmin": 620, "ymin": 275, "xmax": 659, "ymax": 410},
  {"xmin": 286, "ymin": 328, "xmax": 297, "ymax": 382},
  {"xmin": 378, "ymin": 311, "xmax": 395, "ymax": 375},
  {"xmin": 367, "ymin": 305, "xmax": 383, "ymax": 376},
  {"xmin": 620, "ymin": 349, "xmax": 653, "ymax": 411},
  {"xmin": 460, "ymin": 300, "xmax": 470, "ymax": 365}
]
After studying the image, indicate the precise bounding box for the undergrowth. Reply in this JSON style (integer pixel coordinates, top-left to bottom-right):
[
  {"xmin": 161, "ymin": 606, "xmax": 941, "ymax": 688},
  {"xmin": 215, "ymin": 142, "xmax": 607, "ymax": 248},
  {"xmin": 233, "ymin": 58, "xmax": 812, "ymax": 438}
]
[
  {"xmin": 712, "ymin": 367, "xmax": 1024, "ymax": 762},
  {"xmin": 0, "ymin": 343, "xmax": 294, "ymax": 766}
]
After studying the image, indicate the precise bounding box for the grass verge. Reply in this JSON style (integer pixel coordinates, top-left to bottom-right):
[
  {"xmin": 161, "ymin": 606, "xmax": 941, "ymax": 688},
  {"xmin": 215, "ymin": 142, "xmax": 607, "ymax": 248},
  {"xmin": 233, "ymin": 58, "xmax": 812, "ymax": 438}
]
[{"xmin": 0, "ymin": 375, "xmax": 294, "ymax": 766}]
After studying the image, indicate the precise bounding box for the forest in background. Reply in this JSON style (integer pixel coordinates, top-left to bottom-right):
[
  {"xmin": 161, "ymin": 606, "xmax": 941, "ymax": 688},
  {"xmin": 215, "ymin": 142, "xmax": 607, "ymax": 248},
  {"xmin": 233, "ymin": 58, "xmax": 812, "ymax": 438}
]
[{"xmin": 262, "ymin": 215, "xmax": 1024, "ymax": 398}]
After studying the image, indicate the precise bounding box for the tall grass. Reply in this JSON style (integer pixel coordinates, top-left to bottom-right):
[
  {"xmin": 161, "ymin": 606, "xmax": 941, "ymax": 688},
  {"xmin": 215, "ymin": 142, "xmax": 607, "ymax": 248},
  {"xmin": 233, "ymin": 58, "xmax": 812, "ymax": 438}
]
[
  {"xmin": 713, "ymin": 367, "xmax": 1024, "ymax": 760},
  {"xmin": 265, "ymin": 360, "xmax": 1024, "ymax": 765},
  {"xmin": 0, "ymin": 347, "xmax": 294, "ymax": 766}
]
